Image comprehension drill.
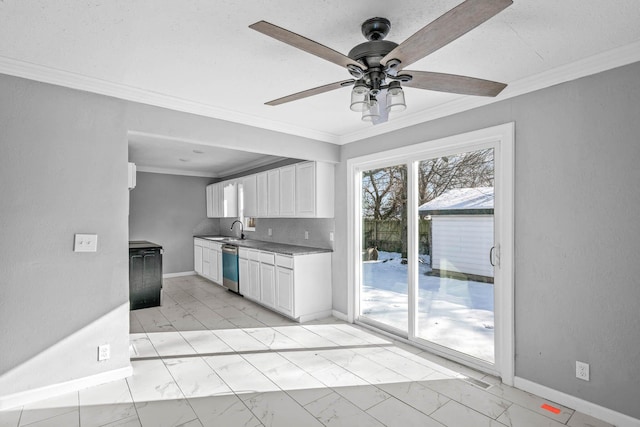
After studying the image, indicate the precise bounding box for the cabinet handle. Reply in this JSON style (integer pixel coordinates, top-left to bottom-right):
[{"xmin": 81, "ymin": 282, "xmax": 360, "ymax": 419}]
[{"xmin": 489, "ymin": 246, "xmax": 495, "ymax": 267}]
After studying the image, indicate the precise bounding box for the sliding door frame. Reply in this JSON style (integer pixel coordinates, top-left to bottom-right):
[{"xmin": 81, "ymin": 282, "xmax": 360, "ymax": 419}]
[{"xmin": 347, "ymin": 123, "xmax": 515, "ymax": 384}]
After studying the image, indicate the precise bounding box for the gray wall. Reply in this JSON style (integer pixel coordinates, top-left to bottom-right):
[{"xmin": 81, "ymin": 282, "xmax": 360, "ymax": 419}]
[
  {"xmin": 333, "ymin": 61, "xmax": 640, "ymax": 418},
  {"xmin": 129, "ymin": 172, "xmax": 220, "ymax": 274},
  {"xmin": 0, "ymin": 72, "xmax": 341, "ymax": 402},
  {"xmin": 0, "ymin": 75, "xmax": 130, "ymax": 396}
]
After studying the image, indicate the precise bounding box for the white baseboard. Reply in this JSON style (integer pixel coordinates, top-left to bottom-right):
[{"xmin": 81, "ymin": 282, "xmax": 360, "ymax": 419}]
[
  {"xmin": 332, "ymin": 310, "xmax": 349, "ymax": 321},
  {"xmin": 0, "ymin": 365, "xmax": 132, "ymax": 410},
  {"xmin": 514, "ymin": 377, "xmax": 640, "ymax": 427},
  {"xmin": 163, "ymin": 271, "xmax": 196, "ymax": 278}
]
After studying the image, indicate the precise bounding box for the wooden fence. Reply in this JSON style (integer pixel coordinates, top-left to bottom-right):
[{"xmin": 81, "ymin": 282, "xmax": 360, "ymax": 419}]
[{"xmin": 362, "ymin": 219, "xmax": 431, "ymax": 254}]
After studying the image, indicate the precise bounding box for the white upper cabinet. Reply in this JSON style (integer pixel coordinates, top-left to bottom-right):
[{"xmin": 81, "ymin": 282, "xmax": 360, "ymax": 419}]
[
  {"xmin": 222, "ymin": 180, "xmax": 237, "ymax": 218},
  {"xmin": 279, "ymin": 165, "xmax": 296, "ymax": 217},
  {"xmin": 206, "ymin": 183, "xmax": 222, "ymax": 218},
  {"xmin": 242, "ymin": 175, "xmax": 257, "ymax": 217},
  {"xmin": 206, "ymin": 183, "xmax": 220, "ymax": 218},
  {"xmin": 256, "ymin": 172, "xmax": 268, "ymax": 217},
  {"xmin": 206, "ymin": 184, "xmax": 214, "ymax": 218},
  {"xmin": 267, "ymin": 169, "xmax": 280, "ymax": 217},
  {"xmin": 205, "ymin": 181, "xmax": 238, "ymax": 218},
  {"xmin": 208, "ymin": 161, "xmax": 335, "ymax": 219},
  {"xmin": 295, "ymin": 161, "xmax": 335, "ymax": 217}
]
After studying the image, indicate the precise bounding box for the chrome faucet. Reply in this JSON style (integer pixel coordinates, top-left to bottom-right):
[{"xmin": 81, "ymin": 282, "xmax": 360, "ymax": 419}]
[{"xmin": 230, "ymin": 220, "xmax": 245, "ymax": 240}]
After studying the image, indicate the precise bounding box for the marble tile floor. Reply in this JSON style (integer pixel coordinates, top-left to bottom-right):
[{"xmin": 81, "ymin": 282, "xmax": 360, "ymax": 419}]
[{"xmin": 0, "ymin": 275, "xmax": 614, "ymax": 427}]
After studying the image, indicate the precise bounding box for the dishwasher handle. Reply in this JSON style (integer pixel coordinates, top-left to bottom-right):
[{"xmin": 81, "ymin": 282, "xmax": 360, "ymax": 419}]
[{"xmin": 222, "ymin": 245, "xmax": 238, "ymax": 254}]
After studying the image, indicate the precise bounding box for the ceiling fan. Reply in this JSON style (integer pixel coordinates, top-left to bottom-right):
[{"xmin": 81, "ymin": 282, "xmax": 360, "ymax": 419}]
[{"xmin": 250, "ymin": 0, "xmax": 512, "ymax": 124}]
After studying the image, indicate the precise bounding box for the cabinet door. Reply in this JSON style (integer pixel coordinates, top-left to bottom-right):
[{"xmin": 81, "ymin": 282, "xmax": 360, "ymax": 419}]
[
  {"xmin": 222, "ymin": 181, "xmax": 238, "ymax": 218},
  {"xmin": 194, "ymin": 243, "xmax": 203, "ymax": 275},
  {"xmin": 295, "ymin": 161, "xmax": 315, "ymax": 217},
  {"xmin": 211, "ymin": 183, "xmax": 223, "ymax": 217},
  {"xmin": 202, "ymin": 247, "xmax": 211, "ymax": 278},
  {"xmin": 243, "ymin": 175, "xmax": 257, "ymax": 217},
  {"xmin": 276, "ymin": 266, "xmax": 294, "ymax": 316},
  {"xmin": 279, "ymin": 165, "xmax": 296, "ymax": 216},
  {"xmin": 260, "ymin": 262, "xmax": 276, "ymax": 308},
  {"xmin": 206, "ymin": 185, "xmax": 214, "ymax": 218},
  {"xmin": 211, "ymin": 245, "xmax": 222, "ymax": 284},
  {"xmin": 249, "ymin": 259, "xmax": 261, "ymax": 301},
  {"xmin": 239, "ymin": 257, "xmax": 251, "ymax": 297},
  {"xmin": 267, "ymin": 169, "xmax": 280, "ymax": 217},
  {"xmin": 256, "ymin": 172, "xmax": 268, "ymax": 217}
]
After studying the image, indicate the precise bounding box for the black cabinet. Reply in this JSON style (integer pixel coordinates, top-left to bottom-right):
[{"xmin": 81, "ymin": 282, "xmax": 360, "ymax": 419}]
[{"xmin": 129, "ymin": 241, "xmax": 163, "ymax": 310}]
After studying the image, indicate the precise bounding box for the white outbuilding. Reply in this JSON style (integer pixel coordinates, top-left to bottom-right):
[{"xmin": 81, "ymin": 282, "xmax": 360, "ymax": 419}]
[{"xmin": 418, "ymin": 187, "xmax": 494, "ymax": 282}]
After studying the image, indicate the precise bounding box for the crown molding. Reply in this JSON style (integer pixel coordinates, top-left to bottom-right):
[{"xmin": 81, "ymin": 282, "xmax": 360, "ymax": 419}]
[
  {"xmin": 2, "ymin": 41, "xmax": 639, "ymax": 146},
  {"xmin": 338, "ymin": 40, "xmax": 640, "ymax": 144},
  {"xmin": 0, "ymin": 56, "xmax": 340, "ymax": 144}
]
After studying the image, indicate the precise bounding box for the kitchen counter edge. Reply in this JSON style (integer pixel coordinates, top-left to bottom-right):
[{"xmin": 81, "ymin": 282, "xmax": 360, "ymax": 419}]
[{"xmin": 193, "ymin": 235, "xmax": 332, "ymax": 256}]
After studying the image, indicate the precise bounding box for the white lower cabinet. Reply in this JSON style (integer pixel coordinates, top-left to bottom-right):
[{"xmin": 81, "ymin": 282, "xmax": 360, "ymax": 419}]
[
  {"xmin": 275, "ymin": 266, "xmax": 294, "ymax": 316},
  {"xmin": 248, "ymin": 249, "xmax": 331, "ymax": 322},
  {"xmin": 239, "ymin": 248, "xmax": 261, "ymax": 301},
  {"xmin": 194, "ymin": 238, "xmax": 222, "ymax": 285},
  {"xmin": 249, "ymin": 259, "xmax": 260, "ymax": 300},
  {"xmin": 210, "ymin": 242, "xmax": 222, "ymax": 284},
  {"xmin": 260, "ymin": 262, "xmax": 276, "ymax": 308},
  {"xmin": 194, "ymin": 240, "xmax": 203, "ymax": 275},
  {"xmin": 195, "ymin": 239, "xmax": 332, "ymax": 322}
]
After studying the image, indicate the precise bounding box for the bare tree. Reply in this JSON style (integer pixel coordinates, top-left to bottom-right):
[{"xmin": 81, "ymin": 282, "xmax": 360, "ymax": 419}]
[
  {"xmin": 418, "ymin": 148, "xmax": 494, "ymax": 205},
  {"xmin": 361, "ymin": 148, "xmax": 493, "ymax": 257},
  {"xmin": 362, "ymin": 167, "xmax": 406, "ymax": 219}
]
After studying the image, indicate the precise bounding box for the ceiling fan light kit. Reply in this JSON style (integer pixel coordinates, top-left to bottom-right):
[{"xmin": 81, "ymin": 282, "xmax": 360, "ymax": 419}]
[{"xmin": 250, "ymin": 0, "xmax": 512, "ymax": 125}]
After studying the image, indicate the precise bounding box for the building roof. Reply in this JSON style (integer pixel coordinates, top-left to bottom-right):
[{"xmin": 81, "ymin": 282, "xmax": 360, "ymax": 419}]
[{"xmin": 418, "ymin": 187, "xmax": 494, "ymax": 216}]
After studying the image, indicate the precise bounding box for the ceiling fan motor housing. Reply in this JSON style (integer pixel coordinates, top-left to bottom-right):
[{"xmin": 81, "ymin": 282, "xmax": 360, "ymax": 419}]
[
  {"xmin": 348, "ymin": 39, "xmax": 398, "ymax": 89},
  {"xmin": 361, "ymin": 17, "xmax": 392, "ymax": 41},
  {"xmin": 348, "ymin": 18, "xmax": 400, "ymax": 88}
]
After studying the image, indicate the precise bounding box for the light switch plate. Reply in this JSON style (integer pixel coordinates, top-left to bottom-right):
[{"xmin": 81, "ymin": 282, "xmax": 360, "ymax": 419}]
[{"xmin": 74, "ymin": 234, "xmax": 98, "ymax": 252}]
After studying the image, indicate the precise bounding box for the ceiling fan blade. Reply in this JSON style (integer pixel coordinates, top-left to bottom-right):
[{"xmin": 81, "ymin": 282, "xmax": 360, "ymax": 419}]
[
  {"xmin": 250, "ymin": 21, "xmax": 365, "ymax": 71},
  {"xmin": 265, "ymin": 80, "xmax": 355, "ymax": 106},
  {"xmin": 402, "ymin": 70, "xmax": 507, "ymax": 97},
  {"xmin": 381, "ymin": 0, "xmax": 512, "ymax": 69}
]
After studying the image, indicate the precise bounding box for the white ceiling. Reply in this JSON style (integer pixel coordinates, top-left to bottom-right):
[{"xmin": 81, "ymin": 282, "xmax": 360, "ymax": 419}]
[
  {"xmin": 128, "ymin": 133, "xmax": 287, "ymax": 178},
  {"xmin": 2, "ymin": 1, "xmax": 640, "ymax": 174}
]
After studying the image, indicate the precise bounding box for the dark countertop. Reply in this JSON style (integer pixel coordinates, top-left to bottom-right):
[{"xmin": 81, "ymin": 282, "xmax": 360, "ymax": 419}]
[
  {"xmin": 129, "ymin": 240, "xmax": 163, "ymax": 250},
  {"xmin": 193, "ymin": 235, "xmax": 332, "ymax": 256}
]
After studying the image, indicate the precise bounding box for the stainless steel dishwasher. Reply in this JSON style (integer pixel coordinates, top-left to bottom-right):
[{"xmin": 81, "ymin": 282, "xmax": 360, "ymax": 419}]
[{"xmin": 222, "ymin": 244, "xmax": 240, "ymax": 294}]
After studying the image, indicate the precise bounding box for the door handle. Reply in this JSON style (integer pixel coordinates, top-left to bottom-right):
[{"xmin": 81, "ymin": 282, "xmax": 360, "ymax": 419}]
[{"xmin": 489, "ymin": 246, "xmax": 496, "ymax": 267}]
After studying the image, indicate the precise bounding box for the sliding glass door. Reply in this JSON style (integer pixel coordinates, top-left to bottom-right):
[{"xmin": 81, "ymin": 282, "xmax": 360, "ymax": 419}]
[{"xmin": 352, "ymin": 124, "xmax": 514, "ymax": 377}]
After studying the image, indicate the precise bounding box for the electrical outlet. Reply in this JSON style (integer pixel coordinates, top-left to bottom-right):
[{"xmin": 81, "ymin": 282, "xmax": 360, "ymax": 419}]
[
  {"xmin": 576, "ymin": 361, "xmax": 589, "ymax": 381},
  {"xmin": 329, "ymin": 232, "xmax": 334, "ymax": 242},
  {"xmin": 304, "ymin": 230, "xmax": 309, "ymax": 240},
  {"xmin": 98, "ymin": 344, "xmax": 110, "ymax": 362},
  {"xmin": 268, "ymin": 228, "xmax": 272, "ymax": 236}
]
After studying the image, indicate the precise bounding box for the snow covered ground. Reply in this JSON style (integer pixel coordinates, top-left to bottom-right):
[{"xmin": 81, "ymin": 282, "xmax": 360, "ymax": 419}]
[{"xmin": 361, "ymin": 250, "xmax": 495, "ymax": 362}]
